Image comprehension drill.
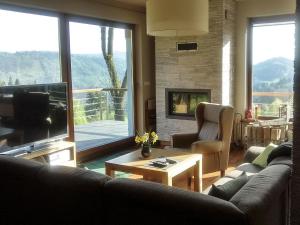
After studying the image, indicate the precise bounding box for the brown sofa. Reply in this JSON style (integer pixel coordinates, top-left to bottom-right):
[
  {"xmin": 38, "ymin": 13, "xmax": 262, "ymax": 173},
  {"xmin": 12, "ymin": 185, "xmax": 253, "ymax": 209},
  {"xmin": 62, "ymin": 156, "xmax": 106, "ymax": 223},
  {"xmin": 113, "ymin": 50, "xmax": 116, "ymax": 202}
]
[
  {"xmin": 0, "ymin": 149, "xmax": 291, "ymax": 225},
  {"xmin": 171, "ymin": 102, "xmax": 234, "ymax": 176}
]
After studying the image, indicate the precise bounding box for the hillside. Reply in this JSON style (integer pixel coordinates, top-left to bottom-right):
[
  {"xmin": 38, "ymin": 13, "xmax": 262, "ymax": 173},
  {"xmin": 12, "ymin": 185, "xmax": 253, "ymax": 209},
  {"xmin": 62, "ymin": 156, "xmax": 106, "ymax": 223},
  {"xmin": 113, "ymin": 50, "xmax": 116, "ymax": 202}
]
[
  {"xmin": 0, "ymin": 52, "xmax": 293, "ymax": 94},
  {"xmin": 0, "ymin": 51, "xmax": 127, "ymax": 89},
  {"xmin": 253, "ymin": 57, "xmax": 294, "ymax": 93}
]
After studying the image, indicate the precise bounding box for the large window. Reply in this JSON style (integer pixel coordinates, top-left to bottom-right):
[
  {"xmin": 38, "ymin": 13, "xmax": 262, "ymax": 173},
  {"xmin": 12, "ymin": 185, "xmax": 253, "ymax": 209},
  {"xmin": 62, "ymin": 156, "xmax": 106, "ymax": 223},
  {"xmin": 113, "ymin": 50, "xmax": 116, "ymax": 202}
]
[
  {"xmin": 0, "ymin": 5, "xmax": 135, "ymax": 154},
  {"xmin": 248, "ymin": 16, "xmax": 295, "ymax": 120},
  {"xmin": 69, "ymin": 20, "xmax": 134, "ymax": 151},
  {"xmin": 0, "ymin": 9, "xmax": 61, "ymax": 86}
]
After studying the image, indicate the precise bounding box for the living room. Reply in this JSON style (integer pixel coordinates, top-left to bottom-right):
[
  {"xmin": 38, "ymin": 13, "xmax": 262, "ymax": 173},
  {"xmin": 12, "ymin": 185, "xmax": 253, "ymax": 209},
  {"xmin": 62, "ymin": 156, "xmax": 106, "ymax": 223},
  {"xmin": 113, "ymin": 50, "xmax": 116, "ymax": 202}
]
[{"xmin": 0, "ymin": 0, "xmax": 299, "ymax": 224}]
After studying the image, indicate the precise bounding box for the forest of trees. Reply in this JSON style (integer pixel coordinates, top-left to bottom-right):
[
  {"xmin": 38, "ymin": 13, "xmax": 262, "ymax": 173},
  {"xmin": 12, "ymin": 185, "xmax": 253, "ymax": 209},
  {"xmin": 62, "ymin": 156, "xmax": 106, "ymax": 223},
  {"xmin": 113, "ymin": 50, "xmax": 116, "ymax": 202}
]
[
  {"xmin": 253, "ymin": 57, "xmax": 294, "ymax": 106},
  {"xmin": 0, "ymin": 49, "xmax": 128, "ymax": 125},
  {"xmin": 0, "ymin": 51, "xmax": 126, "ymax": 89},
  {"xmin": 0, "ymin": 51, "xmax": 294, "ymax": 122}
]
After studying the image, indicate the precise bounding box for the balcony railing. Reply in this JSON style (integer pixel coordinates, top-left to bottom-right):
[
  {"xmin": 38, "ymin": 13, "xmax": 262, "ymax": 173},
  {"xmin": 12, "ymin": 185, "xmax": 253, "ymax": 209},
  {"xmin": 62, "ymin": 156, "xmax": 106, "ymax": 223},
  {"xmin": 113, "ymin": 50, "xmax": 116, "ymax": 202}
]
[
  {"xmin": 252, "ymin": 91, "xmax": 293, "ymax": 119},
  {"xmin": 72, "ymin": 88, "xmax": 128, "ymax": 125}
]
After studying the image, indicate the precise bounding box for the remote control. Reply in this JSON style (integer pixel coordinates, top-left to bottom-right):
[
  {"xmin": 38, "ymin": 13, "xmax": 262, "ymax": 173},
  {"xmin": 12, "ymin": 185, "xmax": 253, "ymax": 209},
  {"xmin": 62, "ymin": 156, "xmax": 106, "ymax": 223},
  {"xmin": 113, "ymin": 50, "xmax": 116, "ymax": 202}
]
[
  {"xmin": 166, "ymin": 158, "xmax": 177, "ymax": 164},
  {"xmin": 152, "ymin": 161, "xmax": 167, "ymax": 168}
]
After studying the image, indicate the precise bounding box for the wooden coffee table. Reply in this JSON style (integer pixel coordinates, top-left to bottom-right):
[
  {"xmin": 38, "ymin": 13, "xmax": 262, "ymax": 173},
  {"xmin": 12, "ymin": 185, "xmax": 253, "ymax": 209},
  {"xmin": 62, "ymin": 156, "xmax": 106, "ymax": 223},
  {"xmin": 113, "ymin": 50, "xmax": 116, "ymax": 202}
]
[{"xmin": 105, "ymin": 148, "xmax": 202, "ymax": 192}]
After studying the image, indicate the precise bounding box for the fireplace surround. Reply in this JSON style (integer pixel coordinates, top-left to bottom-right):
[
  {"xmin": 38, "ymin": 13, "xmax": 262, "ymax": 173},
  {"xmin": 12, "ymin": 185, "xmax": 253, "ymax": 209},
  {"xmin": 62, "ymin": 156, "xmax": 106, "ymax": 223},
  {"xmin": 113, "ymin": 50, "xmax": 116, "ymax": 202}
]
[{"xmin": 165, "ymin": 88, "xmax": 211, "ymax": 120}]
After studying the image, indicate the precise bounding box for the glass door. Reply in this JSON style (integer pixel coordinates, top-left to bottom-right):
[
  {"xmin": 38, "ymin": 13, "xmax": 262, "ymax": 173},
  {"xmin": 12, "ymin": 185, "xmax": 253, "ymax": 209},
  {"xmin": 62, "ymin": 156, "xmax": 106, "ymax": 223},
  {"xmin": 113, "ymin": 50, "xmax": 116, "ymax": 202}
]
[{"xmin": 68, "ymin": 20, "xmax": 134, "ymax": 152}]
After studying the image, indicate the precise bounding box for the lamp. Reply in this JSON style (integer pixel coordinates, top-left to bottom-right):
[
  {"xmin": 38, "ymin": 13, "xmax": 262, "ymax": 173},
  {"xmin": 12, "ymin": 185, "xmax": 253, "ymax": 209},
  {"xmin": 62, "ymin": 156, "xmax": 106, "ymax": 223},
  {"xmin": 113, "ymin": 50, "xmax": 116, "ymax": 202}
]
[{"xmin": 146, "ymin": 0, "xmax": 209, "ymax": 37}]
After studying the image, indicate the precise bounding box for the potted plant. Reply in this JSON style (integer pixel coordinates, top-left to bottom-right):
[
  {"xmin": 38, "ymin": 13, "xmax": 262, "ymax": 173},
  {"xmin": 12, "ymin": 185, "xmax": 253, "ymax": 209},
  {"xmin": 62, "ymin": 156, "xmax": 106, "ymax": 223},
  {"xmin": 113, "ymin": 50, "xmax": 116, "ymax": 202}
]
[{"xmin": 135, "ymin": 131, "xmax": 158, "ymax": 158}]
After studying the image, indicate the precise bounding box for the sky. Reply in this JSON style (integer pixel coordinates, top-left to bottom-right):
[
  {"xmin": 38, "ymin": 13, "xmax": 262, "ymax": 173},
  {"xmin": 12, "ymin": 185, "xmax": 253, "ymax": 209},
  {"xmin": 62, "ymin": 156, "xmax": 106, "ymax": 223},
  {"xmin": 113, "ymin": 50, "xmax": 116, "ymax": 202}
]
[
  {"xmin": 0, "ymin": 9, "xmax": 128, "ymax": 54},
  {"xmin": 0, "ymin": 9, "xmax": 295, "ymax": 62},
  {"xmin": 253, "ymin": 23, "xmax": 295, "ymax": 65}
]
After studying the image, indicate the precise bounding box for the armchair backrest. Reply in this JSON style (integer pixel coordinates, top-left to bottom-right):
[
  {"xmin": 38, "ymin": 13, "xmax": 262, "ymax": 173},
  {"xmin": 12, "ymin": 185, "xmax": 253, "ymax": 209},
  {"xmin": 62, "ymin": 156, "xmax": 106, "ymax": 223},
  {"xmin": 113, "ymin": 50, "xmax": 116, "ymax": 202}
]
[{"xmin": 195, "ymin": 102, "xmax": 234, "ymax": 170}]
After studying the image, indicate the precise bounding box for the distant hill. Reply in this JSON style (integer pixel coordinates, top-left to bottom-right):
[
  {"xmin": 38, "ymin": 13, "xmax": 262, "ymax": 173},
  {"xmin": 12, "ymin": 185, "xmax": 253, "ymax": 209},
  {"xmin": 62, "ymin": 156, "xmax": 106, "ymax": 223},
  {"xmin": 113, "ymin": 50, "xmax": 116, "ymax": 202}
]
[
  {"xmin": 253, "ymin": 57, "xmax": 294, "ymax": 93},
  {"xmin": 0, "ymin": 52, "xmax": 293, "ymax": 94},
  {"xmin": 0, "ymin": 51, "xmax": 127, "ymax": 89}
]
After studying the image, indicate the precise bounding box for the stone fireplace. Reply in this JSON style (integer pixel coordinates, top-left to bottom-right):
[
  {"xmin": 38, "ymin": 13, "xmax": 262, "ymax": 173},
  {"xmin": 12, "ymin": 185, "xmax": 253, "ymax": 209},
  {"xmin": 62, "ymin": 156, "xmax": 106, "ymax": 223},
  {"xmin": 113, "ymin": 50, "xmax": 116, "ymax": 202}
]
[
  {"xmin": 166, "ymin": 88, "xmax": 211, "ymax": 120},
  {"xmin": 155, "ymin": 0, "xmax": 236, "ymax": 141}
]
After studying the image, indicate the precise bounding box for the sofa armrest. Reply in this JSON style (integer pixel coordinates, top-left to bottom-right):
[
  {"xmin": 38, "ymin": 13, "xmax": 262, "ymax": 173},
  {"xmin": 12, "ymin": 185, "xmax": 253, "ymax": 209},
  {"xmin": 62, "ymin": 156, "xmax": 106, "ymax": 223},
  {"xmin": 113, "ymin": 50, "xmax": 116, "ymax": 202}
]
[
  {"xmin": 104, "ymin": 178, "xmax": 247, "ymax": 225},
  {"xmin": 171, "ymin": 133, "xmax": 198, "ymax": 148},
  {"xmin": 230, "ymin": 165, "xmax": 291, "ymax": 225},
  {"xmin": 244, "ymin": 146, "xmax": 265, "ymax": 163},
  {"xmin": 192, "ymin": 140, "xmax": 223, "ymax": 154}
]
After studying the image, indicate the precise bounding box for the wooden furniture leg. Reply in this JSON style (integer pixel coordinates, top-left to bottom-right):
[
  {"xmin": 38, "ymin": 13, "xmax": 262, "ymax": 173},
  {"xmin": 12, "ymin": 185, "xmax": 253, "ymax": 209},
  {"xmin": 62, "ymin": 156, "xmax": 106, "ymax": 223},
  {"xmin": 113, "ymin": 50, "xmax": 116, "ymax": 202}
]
[
  {"xmin": 162, "ymin": 174, "xmax": 172, "ymax": 187},
  {"xmin": 105, "ymin": 166, "xmax": 115, "ymax": 178},
  {"xmin": 221, "ymin": 170, "xmax": 225, "ymax": 177},
  {"xmin": 194, "ymin": 159, "xmax": 202, "ymax": 192},
  {"xmin": 217, "ymin": 151, "xmax": 225, "ymax": 177},
  {"xmin": 187, "ymin": 177, "xmax": 193, "ymax": 188}
]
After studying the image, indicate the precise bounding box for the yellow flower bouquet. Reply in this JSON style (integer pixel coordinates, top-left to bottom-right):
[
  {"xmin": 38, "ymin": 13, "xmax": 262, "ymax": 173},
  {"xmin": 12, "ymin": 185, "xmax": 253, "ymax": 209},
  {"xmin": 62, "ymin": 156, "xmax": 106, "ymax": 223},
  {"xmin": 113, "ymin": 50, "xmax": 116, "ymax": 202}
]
[{"xmin": 135, "ymin": 131, "xmax": 158, "ymax": 158}]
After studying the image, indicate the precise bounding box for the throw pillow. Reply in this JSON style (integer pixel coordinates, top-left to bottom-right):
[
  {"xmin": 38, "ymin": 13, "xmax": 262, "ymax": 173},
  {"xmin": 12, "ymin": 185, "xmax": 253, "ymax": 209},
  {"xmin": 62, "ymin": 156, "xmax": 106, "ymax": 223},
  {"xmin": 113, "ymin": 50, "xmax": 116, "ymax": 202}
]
[
  {"xmin": 252, "ymin": 143, "xmax": 278, "ymax": 168},
  {"xmin": 267, "ymin": 141, "xmax": 292, "ymax": 164},
  {"xmin": 208, "ymin": 172, "xmax": 248, "ymax": 201}
]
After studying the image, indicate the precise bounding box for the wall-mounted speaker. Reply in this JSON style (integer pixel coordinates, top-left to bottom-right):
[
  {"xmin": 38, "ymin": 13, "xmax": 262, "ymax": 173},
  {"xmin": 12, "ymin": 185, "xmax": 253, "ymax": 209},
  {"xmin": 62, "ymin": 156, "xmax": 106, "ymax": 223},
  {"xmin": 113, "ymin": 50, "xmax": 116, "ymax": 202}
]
[{"xmin": 176, "ymin": 42, "xmax": 198, "ymax": 52}]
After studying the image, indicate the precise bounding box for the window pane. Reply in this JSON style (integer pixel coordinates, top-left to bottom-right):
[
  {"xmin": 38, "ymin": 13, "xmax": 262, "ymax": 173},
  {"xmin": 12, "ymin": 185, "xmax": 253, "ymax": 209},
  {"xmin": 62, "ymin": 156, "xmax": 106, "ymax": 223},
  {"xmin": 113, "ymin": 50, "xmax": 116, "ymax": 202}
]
[
  {"xmin": 252, "ymin": 22, "xmax": 295, "ymax": 120},
  {"xmin": 0, "ymin": 9, "xmax": 61, "ymax": 86},
  {"xmin": 69, "ymin": 21, "xmax": 134, "ymax": 151}
]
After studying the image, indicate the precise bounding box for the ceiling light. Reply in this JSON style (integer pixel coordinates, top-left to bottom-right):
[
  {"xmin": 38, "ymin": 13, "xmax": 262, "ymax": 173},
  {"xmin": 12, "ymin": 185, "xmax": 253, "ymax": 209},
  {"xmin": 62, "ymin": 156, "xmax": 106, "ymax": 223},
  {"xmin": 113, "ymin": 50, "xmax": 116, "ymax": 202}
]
[{"xmin": 146, "ymin": 0, "xmax": 209, "ymax": 37}]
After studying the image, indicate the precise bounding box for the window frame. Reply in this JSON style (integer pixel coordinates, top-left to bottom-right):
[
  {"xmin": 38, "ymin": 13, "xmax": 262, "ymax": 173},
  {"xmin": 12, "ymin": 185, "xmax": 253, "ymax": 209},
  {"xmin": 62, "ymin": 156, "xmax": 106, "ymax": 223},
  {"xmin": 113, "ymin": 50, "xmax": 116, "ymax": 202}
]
[
  {"xmin": 65, "ymin": 15, "xmax": 136, "ymax": 159},
  {"xmin": 246, "ymin": 14, "xmax": 296, "ymax": 115},
  {"xmin": 0, "ymin": 3, "xmax": 137, "ymax": 160}
]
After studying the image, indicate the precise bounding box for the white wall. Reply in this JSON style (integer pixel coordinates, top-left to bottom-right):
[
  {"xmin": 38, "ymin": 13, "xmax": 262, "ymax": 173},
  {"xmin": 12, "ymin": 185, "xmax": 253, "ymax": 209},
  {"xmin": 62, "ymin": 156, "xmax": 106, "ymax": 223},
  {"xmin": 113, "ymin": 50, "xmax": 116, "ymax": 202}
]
[{"xmin": 235, "ymin": 0, "xmax": 296, "ymax": 114}]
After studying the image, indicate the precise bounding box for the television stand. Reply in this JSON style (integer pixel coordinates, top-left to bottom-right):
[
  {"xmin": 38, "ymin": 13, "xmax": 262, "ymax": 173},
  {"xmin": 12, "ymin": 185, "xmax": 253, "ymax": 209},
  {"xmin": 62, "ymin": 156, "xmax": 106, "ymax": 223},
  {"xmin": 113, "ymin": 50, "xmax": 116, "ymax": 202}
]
[{"xmin": 18, "ymin": 141, "xmax": 76, "ymax": 167}]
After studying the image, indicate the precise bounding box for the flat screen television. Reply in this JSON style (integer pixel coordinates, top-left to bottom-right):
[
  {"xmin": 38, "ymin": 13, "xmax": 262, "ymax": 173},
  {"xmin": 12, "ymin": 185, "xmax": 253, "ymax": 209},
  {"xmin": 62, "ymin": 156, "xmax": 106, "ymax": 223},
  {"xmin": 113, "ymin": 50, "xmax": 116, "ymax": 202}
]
[{"xmin": 0, "ymin": 83, "xmax": 68, "ymax": 153}]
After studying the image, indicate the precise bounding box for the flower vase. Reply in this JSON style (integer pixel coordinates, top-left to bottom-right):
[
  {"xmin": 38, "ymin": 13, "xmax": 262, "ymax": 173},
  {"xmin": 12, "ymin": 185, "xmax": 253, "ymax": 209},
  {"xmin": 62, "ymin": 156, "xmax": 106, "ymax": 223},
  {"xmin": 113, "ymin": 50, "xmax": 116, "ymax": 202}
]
[{"xmin": 141, "ymin": 144, "xmax": 151, "ymax": 158}]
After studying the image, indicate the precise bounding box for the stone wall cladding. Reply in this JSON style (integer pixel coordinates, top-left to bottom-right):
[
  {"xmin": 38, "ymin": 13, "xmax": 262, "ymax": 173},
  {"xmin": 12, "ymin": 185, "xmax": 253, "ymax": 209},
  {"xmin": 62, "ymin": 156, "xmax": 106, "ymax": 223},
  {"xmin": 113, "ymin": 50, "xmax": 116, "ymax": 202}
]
[
  {"xmin": 223, "ymin": 0, "xmax": 237, "ymax": 105},
  {"xmin": 155, "ymin": 0, "xmax": 236, "ymax": 141}
]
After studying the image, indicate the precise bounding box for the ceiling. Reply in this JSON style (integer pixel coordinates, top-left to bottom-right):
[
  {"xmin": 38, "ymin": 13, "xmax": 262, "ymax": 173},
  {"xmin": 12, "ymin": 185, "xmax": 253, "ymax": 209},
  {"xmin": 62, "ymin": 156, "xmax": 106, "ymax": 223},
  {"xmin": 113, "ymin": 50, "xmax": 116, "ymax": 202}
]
[
  {"xmin": 95, "ymin": 0, "xmax": 254, "ymax": 13},
  {"xmin": 113, "ymin": 0, "xmax": 146, "ymax": 7},
  {"xmin": 92, "ymin": 0, "xmax": 146, "ymax": 12}
]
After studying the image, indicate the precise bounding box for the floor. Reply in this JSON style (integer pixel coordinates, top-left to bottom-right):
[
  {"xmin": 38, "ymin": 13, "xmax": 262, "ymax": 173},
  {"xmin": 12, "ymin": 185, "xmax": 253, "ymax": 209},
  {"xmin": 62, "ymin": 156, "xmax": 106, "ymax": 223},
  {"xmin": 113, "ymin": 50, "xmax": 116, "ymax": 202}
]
[
  {"xmin": 82, "ymin": 146, "xmax": 245, "ymax": 191},
  {"xmin": 74, "ymin": 120, "xmax": 130, "ymax": 152}
]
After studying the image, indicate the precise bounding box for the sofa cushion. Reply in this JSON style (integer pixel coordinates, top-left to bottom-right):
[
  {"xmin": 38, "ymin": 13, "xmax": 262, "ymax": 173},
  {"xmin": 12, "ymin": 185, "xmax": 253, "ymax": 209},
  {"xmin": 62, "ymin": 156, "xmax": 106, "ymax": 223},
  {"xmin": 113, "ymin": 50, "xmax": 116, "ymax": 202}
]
[
  {"xmin": 198, "ymin": 121, "xmax": 219, "ymax": 140},
  {"xmin": 267, "ymin": 141, "xmax": 292, "ymax": 164},
  {"xmin": 236, "ymin": 163, "xmax": 263, "ymax": 174},
  {"xmin": 244, "ymin": 146, "xmax": 265, "ymax": 163},
  {"xmin": 203, "ymin": 177, "xmax": 234, "ymax": 194},
  {"xmin": 252, "ymin": 143, "xmax": 278, "ymax": 168},
  {"xmin": 208, "ymin": 172, "xmax": 248, "ymax": 201}
]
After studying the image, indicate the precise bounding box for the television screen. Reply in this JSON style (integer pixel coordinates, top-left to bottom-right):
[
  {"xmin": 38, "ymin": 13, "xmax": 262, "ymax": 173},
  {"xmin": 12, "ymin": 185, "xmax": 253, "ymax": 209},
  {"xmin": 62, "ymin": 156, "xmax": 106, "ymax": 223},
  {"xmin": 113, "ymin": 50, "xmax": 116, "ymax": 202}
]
[{"xmin": 0, "ymin": 83, "xmax": 68, "ymax": 152}]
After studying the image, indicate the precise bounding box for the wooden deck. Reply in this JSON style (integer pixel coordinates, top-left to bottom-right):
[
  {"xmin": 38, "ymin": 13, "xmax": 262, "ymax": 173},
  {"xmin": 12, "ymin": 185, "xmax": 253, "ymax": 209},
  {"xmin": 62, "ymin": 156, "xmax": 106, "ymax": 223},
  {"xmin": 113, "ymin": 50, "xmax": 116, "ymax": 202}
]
[{"xmin": 74, "ymin": 120, "xmax": 130, "ymax": 152}]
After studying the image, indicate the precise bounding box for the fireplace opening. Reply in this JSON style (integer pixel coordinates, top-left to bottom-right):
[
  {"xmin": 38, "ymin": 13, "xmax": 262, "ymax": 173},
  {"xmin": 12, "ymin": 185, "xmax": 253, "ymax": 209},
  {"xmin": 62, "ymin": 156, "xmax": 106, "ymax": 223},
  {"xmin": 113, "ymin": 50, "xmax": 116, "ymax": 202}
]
[{"xmin": 166, "ymin": 88, "xmax": 211, "ymax": 120}]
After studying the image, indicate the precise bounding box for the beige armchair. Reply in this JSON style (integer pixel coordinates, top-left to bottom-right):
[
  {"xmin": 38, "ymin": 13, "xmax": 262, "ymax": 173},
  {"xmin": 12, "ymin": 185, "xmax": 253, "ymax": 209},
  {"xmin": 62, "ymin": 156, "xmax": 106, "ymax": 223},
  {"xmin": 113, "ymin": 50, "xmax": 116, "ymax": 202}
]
[{"xmin": 171, "ymin": 102, "xmax": 234, "ymax": 176}]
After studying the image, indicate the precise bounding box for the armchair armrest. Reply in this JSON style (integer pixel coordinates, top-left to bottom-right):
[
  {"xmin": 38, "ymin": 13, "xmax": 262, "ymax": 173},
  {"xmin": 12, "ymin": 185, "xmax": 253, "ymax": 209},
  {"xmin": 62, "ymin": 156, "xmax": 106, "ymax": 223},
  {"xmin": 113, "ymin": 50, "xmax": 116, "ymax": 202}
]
[
  {"xmin": 192, "ymin": 140, "xmax": 223, "ymax": 154},
  {"xmin": 171, "ymin": 133, "xmax": 198, "ymax": 148}
]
